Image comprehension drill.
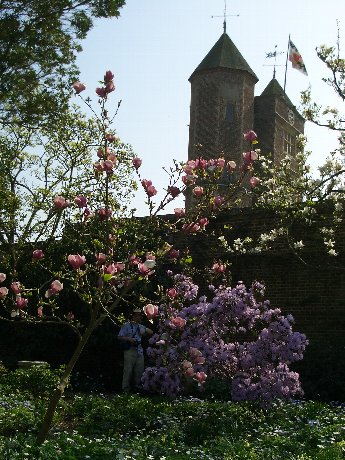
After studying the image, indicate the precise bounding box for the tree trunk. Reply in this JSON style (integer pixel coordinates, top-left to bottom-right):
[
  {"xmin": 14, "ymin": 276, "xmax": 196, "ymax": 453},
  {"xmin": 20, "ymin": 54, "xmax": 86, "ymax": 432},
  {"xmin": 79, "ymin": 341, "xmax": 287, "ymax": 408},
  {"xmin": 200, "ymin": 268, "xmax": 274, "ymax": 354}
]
[{"xmin": 36, "ymin": 321, "xmax": 96, "ymax": 445}]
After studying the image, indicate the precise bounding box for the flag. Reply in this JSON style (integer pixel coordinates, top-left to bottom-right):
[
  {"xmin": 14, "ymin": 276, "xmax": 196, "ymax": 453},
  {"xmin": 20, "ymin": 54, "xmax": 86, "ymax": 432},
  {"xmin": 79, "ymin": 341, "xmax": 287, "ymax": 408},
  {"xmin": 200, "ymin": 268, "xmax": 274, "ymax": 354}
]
[{"xmin": 288, "ymin": 40, "xmax": 308, "ymax": 75}]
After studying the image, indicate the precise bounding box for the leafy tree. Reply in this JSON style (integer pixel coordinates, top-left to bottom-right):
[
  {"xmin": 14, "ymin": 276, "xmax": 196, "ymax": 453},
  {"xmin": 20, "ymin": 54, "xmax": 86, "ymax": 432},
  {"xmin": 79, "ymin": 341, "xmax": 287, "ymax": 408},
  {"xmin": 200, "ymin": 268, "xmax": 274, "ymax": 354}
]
[{"xmin": 0, "ymin": 0, "xmax": 126, "ymax": 126}]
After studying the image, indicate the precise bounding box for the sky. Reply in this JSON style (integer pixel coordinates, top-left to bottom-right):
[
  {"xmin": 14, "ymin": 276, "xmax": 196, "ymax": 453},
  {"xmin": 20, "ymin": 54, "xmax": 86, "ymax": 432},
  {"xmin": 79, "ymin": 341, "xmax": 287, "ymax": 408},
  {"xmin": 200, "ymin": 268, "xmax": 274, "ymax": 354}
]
[{"xmin": 76, "ymin": 0, "xmax": 345, "ymax": 215}]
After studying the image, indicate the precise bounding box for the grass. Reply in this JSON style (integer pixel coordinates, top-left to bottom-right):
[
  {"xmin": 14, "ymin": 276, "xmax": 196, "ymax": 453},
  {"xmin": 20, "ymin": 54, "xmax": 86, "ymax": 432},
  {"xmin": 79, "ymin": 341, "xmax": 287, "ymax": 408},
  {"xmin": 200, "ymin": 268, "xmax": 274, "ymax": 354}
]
[{"xmin": 0, "ymin": 367, "xmax": 345, "ymax": 459}]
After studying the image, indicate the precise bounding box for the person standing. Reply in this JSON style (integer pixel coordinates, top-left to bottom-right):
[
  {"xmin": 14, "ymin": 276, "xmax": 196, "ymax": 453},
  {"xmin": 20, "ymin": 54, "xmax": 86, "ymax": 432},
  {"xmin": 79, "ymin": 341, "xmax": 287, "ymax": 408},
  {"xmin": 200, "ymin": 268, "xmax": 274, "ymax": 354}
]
[{"xmin": 118, "ymin": 308, "xmax": 153, "ymax": 393}]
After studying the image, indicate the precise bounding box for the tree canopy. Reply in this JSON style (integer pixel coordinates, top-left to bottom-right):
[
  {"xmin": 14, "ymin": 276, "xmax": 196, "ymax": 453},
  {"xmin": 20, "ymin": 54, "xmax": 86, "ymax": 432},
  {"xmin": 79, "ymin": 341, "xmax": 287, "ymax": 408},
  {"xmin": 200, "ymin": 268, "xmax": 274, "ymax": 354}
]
[{"xmin": 0, "ymin": 0, "xmax": 126, "ymax": 126}]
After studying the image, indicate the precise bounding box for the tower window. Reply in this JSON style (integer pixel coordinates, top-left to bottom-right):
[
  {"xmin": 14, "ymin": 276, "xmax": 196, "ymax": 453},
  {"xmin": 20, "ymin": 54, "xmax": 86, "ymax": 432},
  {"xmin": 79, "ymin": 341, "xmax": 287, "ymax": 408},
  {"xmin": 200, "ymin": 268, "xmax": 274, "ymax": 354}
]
[
  {"xmin": 283, "ymin": 131, "xmax": 295, "ymax": 156},
  {"xmin": 225, "ymin": 103, "xmax": 234, "ymax": 122}
]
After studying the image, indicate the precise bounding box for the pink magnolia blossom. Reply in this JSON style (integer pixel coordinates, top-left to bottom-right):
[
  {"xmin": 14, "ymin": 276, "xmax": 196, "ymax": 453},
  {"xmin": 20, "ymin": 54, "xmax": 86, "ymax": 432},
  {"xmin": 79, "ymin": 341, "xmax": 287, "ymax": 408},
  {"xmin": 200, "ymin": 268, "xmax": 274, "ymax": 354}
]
[
  {"xmin": 74, "ymin": 195, "xmax": 88, "ymax": 208},
  {"xmin": 227, "ymin": 160, "xmax": 236, "ymax": 172},
  {"xmin": 192, "ymin": 186, "xmax": 203, "ymax": 198},
  {"xmin": 243, "ymin": 130, "xmax": 257, "ymax": 142},
  {"xmin": 107, "ymin": 152, "xmax": 117, "ymax": 163},
  {"xmin": 130, "ymin": 254, "xmax": 142, "ymax": 265},
  {"xmin": 45, "ymin": 280, "xmax": 64, "ymax": 298},
  {"xmin": 195, "ymin": 158, "xmax": 207, "ymax": 169},
  {"xmin": 68, "ymin": 254, "xmax": 86, "ymax": 270},
  {"xmin": 199, "ymin": 217, "xmax": 209, "ymax": 229},
  {"xmin": 171, "ymin": 317, "xmax": 186, "ymax": 329},
  {"xmin": 182, "ymin": 360, "xmax": 193, "ymax": 370},
  {"xmin": 103, "ymin": 159, "xmax": 114, "ymax": 171},
  {"xmin": 168, "ymin": 186, "xmax": 180, "ymax": 198},
  {"xmin": 104, "ymin": 70, "xmax": 114, "ymax": 84},
  {"xmin": 185, "ymin": 367, "xmax": 196, "ymax": 377},
  {"xmin": 105, "ymin": 133, "xmax": 117, "ymax": 143},
  {"xmin": 189, "ymin": 347, "xmax": 202, "ymax": 359},
  {"xmin": 96, "ymin": 87, "xmax": 107, "ymax": 98},
  {"xmin": 10, "ymin": 282, "xmax": 21, "ymax": 295},
  {"xmin": 37, "ymin": 307, "xmax": 43, "ymax": 317},
  {"xmin": 96, "ymin": 253, "xmax": 106, "ymax": 265},
  {"xmin": 143, "ymin": 303, "xmax": 159, "ymax": 320},
  {"xmin": 32, "ymin": 249, "xmax": 44, "ymax": 260},
  {"xmin": 0, "ymin": 287, "xmax": 8, "ymax": 299},
  {"xmin": 132, "ymin": 157, "xmax": 142, "ymax": 169},
  {"xmin": 182, "ymin": 222, "xmax": 200, "ymax": 233},
  {"xmin": 167, "ymin": 288, "xmax": 177, "ymax": 299},
  {"xmin": 212, "ymin": 262, "xmax": 226, "ymax": 274},
  {"xmin": 0, "ymin": 273, "xmax": 6, "ymax": 283},
  {"xmin": 67, "ymin": 312, "xmax": 75, "ymax": 321},
  {"xmin": 183, "ymin": 164, "xmax": 195, "ymax": 175},
  {"xmin": 105, "ymin": 81, "xmax": 115, "ymax": 93},
  {"xmin": 194, "ymin": 356, "xmax": 206, "ymax": 364},
  {"xmin": 53, "ymin": 196, "xmax": 70, "ymax": 210},
  {"xmin": 138, "ymin": 263, "xmax": 153, "ymax": 276},
  {"xmin": 243, "ymin": 151, "xmax": 258, "ymax": 164},
  {"xmin": 195, "ymin": 371, "xmax": 207, "ymax": 383},
  {"xmin": 213, "ymin": 195, "xmax": 225, "ymax": 207},
  {"xmin": 141, "ymin": 179, "xmax": 157, "ymax": 197},
  {"xmin": 174, "ymin": 208, "xmax": 185, "ymax": 218},
  {"xmin": 105, "ymin": 263, "xmax": 125, "ymax": 275},
  {"xmin": 72, "ymin": 82, "xmax": 86, "ymax": 94},
  {"xmin": 97, "ymin": 208, "xmax": 112, "ymax": 220},
  {"xmin": 16, "ymin": 297, "xmax": 28, "ymax": 309},
  {"xmin": 216, "ymin": 158, "xmax": 225, "ymax": 168},
  {"xmin": 250, "ymin": 176, "xmax": 261, "ymax": 187},
  {"xmin": 181, "ymin": 175, "xmax": 197, "ymax": 186}
]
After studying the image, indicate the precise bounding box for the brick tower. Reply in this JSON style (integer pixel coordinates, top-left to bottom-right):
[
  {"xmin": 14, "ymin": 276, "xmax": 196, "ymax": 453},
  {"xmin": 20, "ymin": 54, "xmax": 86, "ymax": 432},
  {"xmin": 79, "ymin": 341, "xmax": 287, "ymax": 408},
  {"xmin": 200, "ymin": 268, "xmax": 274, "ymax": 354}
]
[{"xmin": 187, "ymin": 32, "xmax": 258, "ymax": 167}]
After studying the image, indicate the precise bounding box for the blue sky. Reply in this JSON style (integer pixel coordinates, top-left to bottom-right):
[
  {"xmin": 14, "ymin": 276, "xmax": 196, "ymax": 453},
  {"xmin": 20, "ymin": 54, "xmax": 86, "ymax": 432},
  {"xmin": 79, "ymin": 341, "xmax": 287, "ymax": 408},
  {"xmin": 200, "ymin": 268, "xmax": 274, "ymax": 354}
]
[{"xmin": 76, "ymin": 0, "xmax": 344, "ymax": 215}]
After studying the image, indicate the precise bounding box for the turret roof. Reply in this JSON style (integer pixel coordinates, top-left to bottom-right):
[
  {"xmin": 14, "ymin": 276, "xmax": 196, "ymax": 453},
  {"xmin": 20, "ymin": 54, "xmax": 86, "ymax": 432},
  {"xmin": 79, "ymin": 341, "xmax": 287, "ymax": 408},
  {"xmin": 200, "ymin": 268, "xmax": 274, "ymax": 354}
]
[
  {"xmin": 190, "ymin": 33, "xmax": 258, "ymax": 81},
  {"xmin": 260, "ymin": 78, "xmax": 295, "ymax": 109}
]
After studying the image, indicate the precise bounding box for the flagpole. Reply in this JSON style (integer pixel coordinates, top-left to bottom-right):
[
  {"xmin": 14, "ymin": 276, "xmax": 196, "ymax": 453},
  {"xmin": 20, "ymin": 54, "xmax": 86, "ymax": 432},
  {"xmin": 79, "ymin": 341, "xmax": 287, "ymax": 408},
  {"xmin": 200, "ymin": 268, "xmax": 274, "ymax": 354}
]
[{"xmin": 283, "ymin": 34, "xmax": 290, "ymax": 93}]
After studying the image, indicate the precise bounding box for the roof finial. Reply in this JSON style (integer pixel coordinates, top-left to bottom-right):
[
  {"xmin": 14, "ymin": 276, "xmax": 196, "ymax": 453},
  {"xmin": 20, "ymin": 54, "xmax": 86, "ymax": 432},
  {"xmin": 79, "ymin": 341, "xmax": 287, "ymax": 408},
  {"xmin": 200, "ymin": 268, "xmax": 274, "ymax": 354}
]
[
  {"xmin": 211, "ymin": 0, "xmax": 239, "ymax": 34},
  {"xmin": 265, "ymin": 45, "xmax": 284, "ymax": 79}
]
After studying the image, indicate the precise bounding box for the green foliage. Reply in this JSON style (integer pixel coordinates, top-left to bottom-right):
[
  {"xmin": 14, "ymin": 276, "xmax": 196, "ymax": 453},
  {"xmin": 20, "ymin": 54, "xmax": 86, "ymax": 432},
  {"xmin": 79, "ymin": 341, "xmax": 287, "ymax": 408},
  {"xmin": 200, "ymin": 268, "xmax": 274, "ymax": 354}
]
[
  {"xmin": 1, "ymin": 393, "xmax": 345, "ymax": 458},
  {"xmin": 0, "ymin": 0, "xmax": 126, "ymax": 126}
]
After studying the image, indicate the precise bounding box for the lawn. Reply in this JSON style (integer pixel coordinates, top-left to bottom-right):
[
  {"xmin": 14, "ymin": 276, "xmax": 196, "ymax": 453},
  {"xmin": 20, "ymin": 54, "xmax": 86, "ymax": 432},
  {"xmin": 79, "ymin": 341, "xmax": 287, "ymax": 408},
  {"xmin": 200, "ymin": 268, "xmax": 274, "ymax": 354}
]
[{"xmin": 0, "ymin": 366, "xmax": 344, "ymax": 459}]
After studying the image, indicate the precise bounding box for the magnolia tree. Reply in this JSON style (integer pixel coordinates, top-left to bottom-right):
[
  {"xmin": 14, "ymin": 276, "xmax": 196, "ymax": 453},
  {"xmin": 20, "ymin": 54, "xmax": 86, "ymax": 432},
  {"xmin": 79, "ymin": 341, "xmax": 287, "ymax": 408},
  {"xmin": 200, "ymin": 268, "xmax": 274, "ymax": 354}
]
[
  {"xmin": 0, "ymin": 71, "xmax": 305, "ymax": 443},
  {"xmin": 141, "ymin": 273, "xmax": 308, "ymax": 405}
]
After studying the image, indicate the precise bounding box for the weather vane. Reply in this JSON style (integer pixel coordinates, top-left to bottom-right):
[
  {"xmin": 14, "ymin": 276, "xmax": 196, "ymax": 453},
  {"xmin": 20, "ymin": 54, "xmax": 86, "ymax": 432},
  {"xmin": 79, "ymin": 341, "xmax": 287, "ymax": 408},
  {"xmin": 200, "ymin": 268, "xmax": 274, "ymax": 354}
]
[
  {"xmin": 211, "ymin": 0, "xmax": 239, "ymax": 34},
  {"xmin": 264, "ymin": 45, "xmax": 284, "ymax": 79}
]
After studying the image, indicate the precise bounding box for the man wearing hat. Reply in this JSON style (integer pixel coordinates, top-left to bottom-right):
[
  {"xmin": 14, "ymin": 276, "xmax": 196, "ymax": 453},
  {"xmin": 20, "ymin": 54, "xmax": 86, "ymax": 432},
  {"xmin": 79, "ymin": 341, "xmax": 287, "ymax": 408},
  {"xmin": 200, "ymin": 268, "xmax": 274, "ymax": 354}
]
[{"xmin": 118, "ymin": 308, "xmax": 153, "ymax": 393}]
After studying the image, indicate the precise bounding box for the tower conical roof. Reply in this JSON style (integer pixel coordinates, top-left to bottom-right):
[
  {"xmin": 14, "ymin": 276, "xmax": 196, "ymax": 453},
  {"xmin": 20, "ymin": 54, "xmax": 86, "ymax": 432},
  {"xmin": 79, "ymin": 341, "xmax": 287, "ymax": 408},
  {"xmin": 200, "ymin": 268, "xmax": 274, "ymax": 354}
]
[
  {"xmin": 260, "ymin": 78, "xmax": 295, "ymax": 109},
  {"xmin": 190, "ymin": 33, "xmax": 258, "ymax": 81}
]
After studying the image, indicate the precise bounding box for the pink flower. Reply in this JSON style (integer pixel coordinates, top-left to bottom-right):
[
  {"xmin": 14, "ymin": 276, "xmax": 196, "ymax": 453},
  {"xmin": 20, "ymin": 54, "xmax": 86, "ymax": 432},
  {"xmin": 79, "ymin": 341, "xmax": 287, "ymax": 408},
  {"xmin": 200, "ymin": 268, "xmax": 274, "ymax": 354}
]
[
  {"xmin": 96, "ymin": 253, "xmax": 106, "ymax": 265},
  {"xmin": 32, "ymin": 249, "xmax": 44, "ymax": 260},
  {"xmin": 143, "ymin": 303, "xmax": 159, "ymax": 320},
  {"xmin": 167, "ymin": 288, "xmax": 177, "ymax": 299},
  {"xmin": 44, "ymin": 280, "xmax": 63, "ymax": 298},
  {"xmin": 0, "ymin": 273, "xmax": 6, "ymax": 283},
  {"xmin": 216, "ymin": 158, "xmax": 225, "ymax": 168},
  {"xmin": 138, "ymin": 263, "xmax": 153, "ymax": 276},
  {"xmin": 167, "ymin": 248, "xmax": 180, "ymax": 259},
  {"xmin": 74, "ymin": 195, "xmax": 88, "ymax": 208},
  {"xmin": 168, "ymin": 186, "xmax": 180, "ymax": 197},
  {"xmin": 105, "ymin": 133, "xmax": 117, "ymax": 143},
  {"xmin": 141, "ymin": 179, "xmax": 157, "ymax": 197},
  {"xmin": 243, "ymin": 151, "xmax": 258, "ymax": 164},
  {"xmin": 68, "ymin": 254, "xmax": 86, "ymax": 270},
  {"xmin": 250, "ymin": 176, "xmax": 261, "ymax": 187},
  {"xmin": 212, "ymin": 262, "xmax": 226, "ymax": 274},
  {"xmin": 199, "ymin": 217, "xmax": 209, "ymax": 229},
  {"xmin": 132, "ymin": 157, "xmax": 142, "ymax": 169},
  {"xmin": 103, "ymin": 159, "xmax": 114, "ymax": 171},
  {"xmin": 10, "ymin": 282, "xmax": 21, "ymax": 295},
  {"xmin": 130, "ymin": 254, "xmax": 142, "ymax": 265},
  {"xmin": 37, "ymin": 307, "xmax": 43, "ymax": 317},
  {"xmin": 182, "ymin": 222, "xmax": 200, "ymax": 233},
  {"xmin": 72, "ymin": 82, "xmax": 86, "ymax": 94},
  {"xmin": 97, "ymin": 208, "xmax": 112, "ymax": 220},
  {"xmin": 171, "ymin": 317, "xmax": 186, "ymax": 329},
  {"xmin": 104, "ymin": 70, "xmax": 114, "ymax": 84},
  {"xmin": 105, "ymin": 263, "xmax": 125, "ymax": 275},
  {"xmin": 185, "ymin": 367, "xmax": 195, "ymax": 377},
  {"xmin": 189, "ymin": 347, "xmax": 202, "ymax": 359},
  {"xmin": 213, "ymin": 195, "xmax": 225, "ymax": 207},
  {"xmin": 105, "ymin": 81, "xmax": 115, "ymax": 93},
  {"xmin": 174, "ymin": 208, "xmax": 185, "ymax": 218},
  {"xmin": 194, "ymin": 356, "xmax": 205, "ymax": 364},
  {"xmin": 53, "ymin": 196, "xmax": 70, "ymax": 210},
  {"xmin": 183, "ymin": 164, "xmax": 195, "ymax": 175},
  {"xmin": 16, "ymin": 297, "xmax": 28, "ymax": 309},
  {"xmin": 96, "ymin": 87, "xmax": 107, "ymax": 98},
  {"xmin": 195, "ymin": 371, "xmax": 207, "ymax": 383},
  {"xmin": 227, "ymin": 160, "xmax": 236, "ymax": 172},
  {"xmin": 182, "ymin": 360, "xmax": 193, "ymax": 370},
  {"xmin": 192, "ymin": 186, "xmax": 203, "ymax": 198},
  {"xmin": 243, "ymin": 130, "xmax": 257, "ymax": 142},
  {"xmin": 67, "ymin": 312, "xmax": 75, "ymax": 321},
  {"xmin": 181, "ymin": 175, "xmax": 196, "ymax": 186},
  {"xmin": 0, "ymin": 287, "xmax": 8, "ymax": 299}
]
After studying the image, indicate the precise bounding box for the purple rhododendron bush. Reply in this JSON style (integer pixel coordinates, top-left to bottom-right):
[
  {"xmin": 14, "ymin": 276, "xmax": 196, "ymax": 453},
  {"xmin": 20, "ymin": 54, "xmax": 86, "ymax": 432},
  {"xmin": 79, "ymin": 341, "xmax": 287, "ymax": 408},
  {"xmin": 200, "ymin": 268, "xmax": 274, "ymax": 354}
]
[{"xmin": 142, "ymin": 274, "xmax": 308, "ymax": 405}]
